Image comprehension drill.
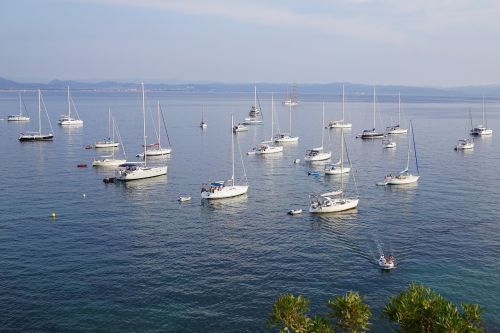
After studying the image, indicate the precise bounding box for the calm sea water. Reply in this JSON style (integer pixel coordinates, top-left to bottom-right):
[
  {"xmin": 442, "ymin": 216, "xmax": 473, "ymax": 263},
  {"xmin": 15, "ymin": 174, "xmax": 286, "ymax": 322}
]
[{"xmin": 0, "ymin": 90, "xmax": 499, "ymax": 332}]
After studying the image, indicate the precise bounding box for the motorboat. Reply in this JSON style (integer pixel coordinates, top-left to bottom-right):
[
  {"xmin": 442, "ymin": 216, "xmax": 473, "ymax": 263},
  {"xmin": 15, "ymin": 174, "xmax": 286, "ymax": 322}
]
[
  {"xmin": 378, "ymin": 255, "xmax": 395, "ymax": 270},
  {"xmin": 382, "ymin": 139, "xmax": 397, "ymax": 149},
  {"xmin": 178, "ymin": 196, "xmax": 191, "ymax": 202},
  {"xmin": 287, "ymin": 209, "xmax": 302, "ymax": 215},
  {"xmin": 233, "ymin": 123, "xmax": 248, "ymax": 133}
]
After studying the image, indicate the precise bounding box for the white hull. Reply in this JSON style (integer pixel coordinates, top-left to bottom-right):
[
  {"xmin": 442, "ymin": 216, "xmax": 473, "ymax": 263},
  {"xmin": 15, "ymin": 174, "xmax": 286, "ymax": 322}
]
[
  {"xmin": 92, "ymin": 158, "xmax": 126, "ymax": 167},
  {"xmin": 233, "ymin": 125, "xmax": 248, "ymax": 133},
  {"xmin": 95, "ymin": 141, "xmax": 120, "ymax": 148},
  {"xmin": 360, "ymin": 131, "xmax": 384, "ymax": 139},
  {"xmin": 200, "ymin": 123, "xmax": 208, "ymax": 129},
  {"xmin": 309, "ymin": 198, "xmax": 359, "ymax": 213},
  {"xmin": 8, "ymin": 115, "xmax": 30, "ymax": 121},
  {"xmin": 378, "ymin": 256, "xmax": 395, "ymax": 270},
  {"xmin": 59, "ymin": 119, "xmax": 83, "ymax": 126},
  {"xmin": 324, "ymin": 166, "xmax": 350, "ymax": 175},
  {"xmin": 385, "ymin": 174, "xmax": 419, "ymax": 185},
  {"xmin": 201, "ymin": 185, "xmax": 248, "ymax": 199},
  {"xmin": 242, "ymin": 118, "xmax": 263, "ymax": 125},
  {"xmin": 274, "ymin": 135, "xmax": 299, "ymax": 143},
  {"xmin": 327, "ymin": 121, "xmax": 352, "ymax": 129},
  {"xmin": 117, "ymin": 165, "xmax": 167, "ymax": 181},
  {"xmin": 304, "ymin": 151, "xmax": 331, "ymax": 162},
  {"xmin": 283, "ymin": 101, "xmax": 298, "ymax": 107},
  {"xmin": 254, "ymin": 146, "xmax": 283, "ymax": 155},
  {"xmin": 470, "ymin": 128, "xmax": 493, "ymax": 136},
  {"xmin": 137, "ymin": 147, "xmax": 172, "ymax": 157},
  {"xmin": 386, "ymin": 128, "xmax": 407, "ymax": 134}
]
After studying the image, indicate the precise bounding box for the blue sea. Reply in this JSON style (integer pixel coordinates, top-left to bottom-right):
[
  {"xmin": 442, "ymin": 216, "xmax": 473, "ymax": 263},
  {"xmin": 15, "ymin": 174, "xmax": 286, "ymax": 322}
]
[{"xmin": 0, "ymin": 90, "xmax": 499, "ymax": 332}]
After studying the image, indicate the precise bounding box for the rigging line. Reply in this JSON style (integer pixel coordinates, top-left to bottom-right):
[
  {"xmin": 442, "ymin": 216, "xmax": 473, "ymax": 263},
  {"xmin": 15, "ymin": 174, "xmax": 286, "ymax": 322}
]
[
  {"xmin": 411, "ymin": 120, "xmax": 419, "ymax": 175},
  {"xmin": 343, "ymin": 133, "xmax": 359, "ymax": 197},
  {"xmin": 159, "ymin": 103, "xmax": 172, "ymax": 147},
  {"xmin": 40, "ymin": 92, "xmax": 54, "ymax": 133},
  {"xmin": 236, "ymin": 132, "xmax": 248, "ymax": 183},
  {"xmin": 146, "ymin": 98, "xmax": 160, "ymax": 144},
  {"xmin": 22, "ymin": 96, "xmax": 30, "ymax": 117},
  {"xmin": 69, "ymin": 95, "xmax": 81, "ymax": 120},
  {"xmin": 113, "ymin": 116, "xmax": 127, "ymax": 159}
]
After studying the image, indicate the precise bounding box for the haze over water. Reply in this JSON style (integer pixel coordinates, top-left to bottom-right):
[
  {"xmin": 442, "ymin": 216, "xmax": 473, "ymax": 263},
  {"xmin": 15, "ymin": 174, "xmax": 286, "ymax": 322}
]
[{"xmin": 0, "ymin": 90, "xmax": 499, "ymax": 331}]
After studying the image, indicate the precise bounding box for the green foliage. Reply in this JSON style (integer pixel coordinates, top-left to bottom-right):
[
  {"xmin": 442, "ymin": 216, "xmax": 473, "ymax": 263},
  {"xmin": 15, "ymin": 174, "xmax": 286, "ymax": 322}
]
[
  {"xmin": 309, "ymin": 315, "xmax": 334, "ymax": 333},
  {"xmin": 267, "ymin": 293, "xmax": 311, "ymax": 333},
  {"xmin": 383, "ymin": 283, "xmax": 484, "ymax": 333},
  {"xmin": 327, "ymin": 291, "xmax": 371, "ymax": 333}
]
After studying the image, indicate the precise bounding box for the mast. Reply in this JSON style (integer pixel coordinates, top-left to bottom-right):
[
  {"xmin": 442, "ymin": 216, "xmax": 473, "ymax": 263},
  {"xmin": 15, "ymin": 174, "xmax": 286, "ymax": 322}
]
[
  {"xmin": 67, "ymin": 86, "xmax": 71, "ymax": 119},
  {"xmin": 342, "ymin": 84, "xmax": 345, "ymax": 121},
  {"xmin": 157, "ymin": 100, "xmax": 161, "ymax": 148},
  {"xmin": 231, "ymin": 114, "xmax": 235, "ymax": 185},
  {"xmin": 373, "ymin": 87, "xmax": 376, "ymax": 129},
  {"xmin": 254, "ymin": 85, "xmax": 257, "ymax": 110},
  {"xmin": 142, "ymin": 83, "xmax": 147, "ymax": 166},
  {"xmin": 340, "ymin": 128, "xmax": 344, "ymax": 198},
  {"xmin": 271, "ymin": 93, "xmax": 274, "ymax": 140},
  {"xmin": 38, "ymin": 89, "xmax": 41, "ymax": 134},
  {"xmin": 321, "ymin": 102, "xmax": 325, "ymax": 148},
  {"xmin": 406, "ymin": 121, "xmax": 411, "ymax": 172},
  {"xmin": 482, "ymin": 95, "xmax": 485, "ymax": 126},
  {"xmin": 108, "ymin": 107, "xmax": 111, "ymax": 139},
  {"xmin": 289, "ymin": 102, "xmax": 292, "ymax": 134},
  {"xmin": 398, "ymin": 92, "xmax": 401, "ymax": 125},
  {"xmin": 19, "ymin": 93, "xmax": 22, "ymax": 116}
]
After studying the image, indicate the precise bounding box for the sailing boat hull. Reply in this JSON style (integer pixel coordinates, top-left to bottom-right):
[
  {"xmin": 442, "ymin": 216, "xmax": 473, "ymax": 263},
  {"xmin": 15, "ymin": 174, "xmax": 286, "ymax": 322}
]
[
  {"xmin": 386, "ymin": 128, "xmax": 407, "ymax": 134},
  {"xmin": 95, "ymin": 142, "xmax": 120, "ymax": 148},
  {"xmin": 58, "ymin": 119, "xmax": 83, "ymax": 126},
  {"xmin": 8, "ymin": 116, "xmax": 30, "ymax": 121},
  {"xmin": 309, "ymin": 198, "xmax": 359, "ymax": 213},
  {"xmin": 328, "ymin": 121, "xmax": 352, "ymax": 129},
  {"xmin": 201, "ymin": 185, "xmax": 248, "ymax": 199},
  {"xmin": 117, "ymin": 166, "xmax": 167, "ymax": 181},
  {"xmin": 92, "ymin": 158, "xmax": 127, "ymax": 167},
  {"xmin": 324, "ymin": 166, "xmax": 350, "ymax": 175},
  {"xmin": 304, "ymin": 152, "xmax": 331, "ymax": 162},
  {"xmin": 19, "ymin": 133, "xmax": 54, "ymax": 141},
  {"xmin": 385, "ymin": 174, "xmax": 419, "ymax": 185}
]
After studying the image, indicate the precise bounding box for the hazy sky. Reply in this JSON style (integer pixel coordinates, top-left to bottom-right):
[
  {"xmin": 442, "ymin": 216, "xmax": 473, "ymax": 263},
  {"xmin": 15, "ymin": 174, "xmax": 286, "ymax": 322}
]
[{"xmin": 1, "ymin": 0, "xmax": 499, "ymax": 86}]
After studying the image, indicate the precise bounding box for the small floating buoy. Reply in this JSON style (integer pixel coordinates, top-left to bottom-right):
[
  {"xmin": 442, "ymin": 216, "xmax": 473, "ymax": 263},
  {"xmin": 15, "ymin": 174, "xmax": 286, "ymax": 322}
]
[
  {"xmin": 85, "ymin": 145, "xmax": 93, "ymax": 149},
  {"xmin": 294, "ymin": 159, "xmax": 300, "ymax": 164},
  {"xmin": 77, "ymin": 163, "xmax": 87, "ymax": 168},
  {"xmin": 51, "ymin": 212, "xmax": 56, "ymax": 219},
  {"xmin": 308, "ymin": 170, "xmax": 321, "ymax": 176},
  {"xmin": 83, "ymin": 193, "xmax": 86, "ymax": 198},
  {"xmin": 103, "ymin": 177, "xmax": 115, "ymax": 184}
]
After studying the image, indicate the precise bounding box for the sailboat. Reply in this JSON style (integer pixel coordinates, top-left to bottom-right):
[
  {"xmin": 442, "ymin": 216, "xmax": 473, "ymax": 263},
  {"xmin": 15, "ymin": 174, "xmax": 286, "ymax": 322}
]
[
  {"xmin": 249, "ymin": 93, "xmax": 283, "ymax": 155},
  {"xmin": 454, "ymin": 138, "xmax": 474, "ymax": 150},
  {"xmin": 386, "ymin": 92, "xmax": 408, "ymax": 134},
  {"xmin": 305, "ymin": 103, "xmax": 331, "ymax": 162},
  {"xmin": 470, "ymin": 95, "xmax": 493, "ymax": 136},
  {"xmin": 282, "ymin": 83, "xmax": 299, "ymax": 106},
  {"xmin": 324, "ymin": 126, "xmax": 350, "ymax": 175},
  {"xmin": 274, "ymin": 96, "xmax": 299, "ymax": 143},
  {"xmin": 379, "ymin": 121, "xmax": 420, "ymax": 185},
  {"xmin": 116, "ymin": 83, "xmax": 167, "ymax": 181},
  {"xmin": 310, "ymin": 128, "xmax": 359, "ymax": 213},
  {"xmin": 360, "ymin": 87, "xmax": 384, "ymax": 139},
  {"xmin": 95, "ymin": 108, "xmax": 120, "ymax": 148},
  {"xmin": 8, "ymin": 93, "xmax": 30, "ymax": 121},
  {"xmin": 201, "ymin": 114, "xmax": 249, "ymax": 199},
  {"xmin": 200, "ymin": 108, "xmax": 208, "ymax": 129},
  {"xmin": 327, "ymin": 85, "xmax": 352, "ymax": 129},
  {"xmin": 19, "ymin": 89, "xmax": 54, "ymax": 141},
  {"xmin": 242, "ymin": 86, "xmax": 264, "ymax": 125},
  {"xmin": 58, "ymin": 86, "xmax": 83, "ymax": 126},
  {"xmin": 137, "ymin": 101, "xmax": 172, "ymax": 157},
  {"xmin": 92, "ymin": 113, "xmax": 127, "ymax": 167}
]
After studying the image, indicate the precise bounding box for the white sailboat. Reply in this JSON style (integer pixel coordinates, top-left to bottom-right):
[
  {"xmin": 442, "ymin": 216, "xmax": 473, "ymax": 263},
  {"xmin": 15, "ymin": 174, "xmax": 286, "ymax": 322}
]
[
  {"xmin": 360, "ymin": 87, "xmax": 384, "ymax": 139},
  {"xmin": 19, "ymin": 89, "xmax": 54, "ymax": 141},
  {"xmin": 242, "ymin": 85, "xmax": 264, "ymax": 125},
  {"xmin": 92, "ymin": 113, "xmax": 127, "ymax": 167},
  {"xmin": 249, "ymin": 94, "xmax": 283, "ymax": 155},
  {"xmin": 116, "ymin": 83, "xmax": 167, "ymax": 181},
  {"xmin": 58, "ymin": 86, "xmax": 83, "ymax": 126},
  {"xmin": 95, "ymin": 108, "xmax": 120, "ymax": 148},
  {"xmin": 386, "ymin": 92, "xmax": 408, "ymax": 134},
  {"xmin": 137, "ymin": 101, "xmax": 172, "ymax": 157},
  {"xmin": 470, "ymin": 95, "xmax": 493, "ymax": 136},
  {"xmin": 200, "ymin": 108, "xmax": 208, "ymax": 129},
  {"xmin": 310, "ymin": 128, "xmax": 359, "ymax": 213},
  {"xmin": 233, "ymin": 123, "xmax": 249, "ymax": 133},
  {"xmin": 327, "ymin": 85, "xmax": 352, "ymax": 129},
  {"xmin": 8, "ymin": 93, "xmax": 30, "ymax": 121},
  {"xmin": 454, "ymin": 138, "xmax": 474, "ymax": 150},
  {"xmin": 282, "ymin": 82, "xmax": 299, "ymax": 106},
  {"xmin": 274, "ymin": 95, "xmax": 299, "ymax": 143},
  {"xmin": 201, "ymin": 114, "xmax": 249, "ymax": 199},
  {"xmin": 379, "ymin": 121, "xmax": 420, "ymax": 185},
  {"xmin": 324, "ymin": 127, "xmax": 350, "ymax": 175},
  {"xmin": 305, "ymin": 103, "xmax": 331, "ymax": 162}
]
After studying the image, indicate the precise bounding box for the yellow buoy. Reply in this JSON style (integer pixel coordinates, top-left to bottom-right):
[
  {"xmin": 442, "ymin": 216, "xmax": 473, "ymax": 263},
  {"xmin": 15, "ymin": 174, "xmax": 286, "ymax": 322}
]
[{"xmin": 51, "ymin": 212, "xmax": 56, "ymax": 219}]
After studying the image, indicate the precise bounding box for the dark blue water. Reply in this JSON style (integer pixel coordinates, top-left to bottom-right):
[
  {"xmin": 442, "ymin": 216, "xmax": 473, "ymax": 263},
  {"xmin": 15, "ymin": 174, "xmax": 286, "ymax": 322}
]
[{"xmin": 1, "ymin": 90, "xmax": 499, "ymax": 331}]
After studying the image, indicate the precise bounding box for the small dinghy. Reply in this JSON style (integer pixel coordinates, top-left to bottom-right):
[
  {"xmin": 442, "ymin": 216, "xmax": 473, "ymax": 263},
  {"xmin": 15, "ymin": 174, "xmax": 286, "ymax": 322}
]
[
  {"xmin": 77, "ymin": 163, "xmax": 87, "ymax": 168},
  {"xmin": 288, "ymin": 209, "xmax": 302, "ymax": 215},
  {"xmin": 103, "ymin": 177, "xmax": 116, "ymax": 184},
  {"xmin": 378, "ymin": 255, "xmax": 395, "ymax": 270},
  {"xmin": 178, "ymin": 196, "xmax": 191, "ymax": 202},
  {"xmin": 308, "ymin": 170, "xmax": 321, "ymax": 176}
]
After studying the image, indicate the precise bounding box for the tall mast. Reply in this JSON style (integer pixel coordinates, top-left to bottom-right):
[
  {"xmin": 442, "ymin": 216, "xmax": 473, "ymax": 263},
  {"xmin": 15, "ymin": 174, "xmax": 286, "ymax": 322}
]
[
  {"xmin": 482, "ymin": 95, "xmax": 485, "ymax": 126},
  {"xmin": 373, "ymin": 87, "xmax": 376, "ymax": 129},
  {"xmin": 406, "ymin": 121, "xmax": 411, "ymax": 172},
  {"xmin": 289, "ymin": 102, "xmax": 292, "ymax": 134},
  {"xmin": 321, "ymin": 102, "xmax": 325, "ymax": 148},
  {"xmin": 19, "ymin": 93, "xmax": 22, "ymax": 116},
  {"xmin": 108, "ymin": 107, "xmax": 111, "ymax": 138},
  {"xmin": 38, "ymin": 89, "xmax": 41, "ymax": 134},
  {"xmin": 271, "ymin": 93, "xmax": 274, "ymax": 140},
  {"xmin": 254, "ymin": 85, "xmax": 257, "ymax": 110},
  {"xmin": 398, "ymin": 92, "xmax": 401, "ymax": 125},
  {"xmin": 340, "ymin": 128, "xmax": 344, "ymax": 198},
  {"xmin": 231, "ymin": 114, "xmax": 235, "ymax": 185},
  {"xmin": 67, "ymin": 86, "xmax": 71, "ymax": 119},
  {"xmin": 342, "ymin": 84, "xmax": 345, "ymax": 121},
  {"xmin": 142, "ymin": 83, "xmax": 147, "ymax": 166},
  {"xmin": 157, "ymin": 100, "xmax": 161, "ymax": 148}
]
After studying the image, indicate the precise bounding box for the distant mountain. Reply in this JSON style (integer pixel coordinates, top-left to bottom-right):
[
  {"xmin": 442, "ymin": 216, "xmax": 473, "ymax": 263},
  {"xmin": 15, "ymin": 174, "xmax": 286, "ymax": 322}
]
[{"xmin": 1, "ymin": 77, "xmax": 499, "ymax": 100}]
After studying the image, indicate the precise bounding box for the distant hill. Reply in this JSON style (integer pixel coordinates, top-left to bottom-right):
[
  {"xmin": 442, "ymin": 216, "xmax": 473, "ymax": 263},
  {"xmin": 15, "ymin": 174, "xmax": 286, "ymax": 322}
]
[{"xmin": 1, "ymin": 77, "xmax": 499, "ymax": 100}]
